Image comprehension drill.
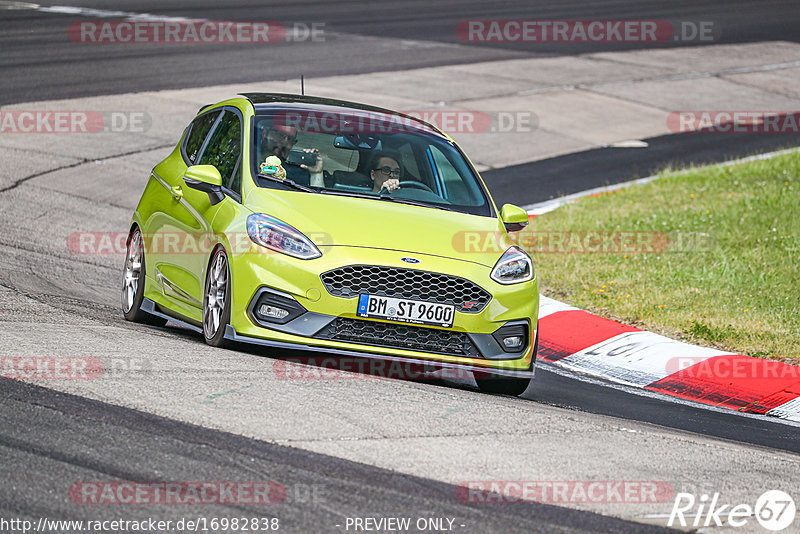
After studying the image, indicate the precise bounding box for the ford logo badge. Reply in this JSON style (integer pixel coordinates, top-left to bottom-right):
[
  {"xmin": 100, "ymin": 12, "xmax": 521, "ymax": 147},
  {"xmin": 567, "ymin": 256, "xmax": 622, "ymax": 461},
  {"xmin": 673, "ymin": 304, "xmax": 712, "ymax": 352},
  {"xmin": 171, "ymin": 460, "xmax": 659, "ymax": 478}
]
[{"xmin": 401, "ymin": 257, "xmax": 420, "ymax": 264}]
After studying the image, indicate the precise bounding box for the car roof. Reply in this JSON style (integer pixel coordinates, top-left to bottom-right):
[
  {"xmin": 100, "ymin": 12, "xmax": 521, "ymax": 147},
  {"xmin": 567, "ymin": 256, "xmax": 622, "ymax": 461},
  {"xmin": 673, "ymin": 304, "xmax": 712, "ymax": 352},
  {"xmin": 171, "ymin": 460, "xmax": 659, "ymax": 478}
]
[{"xmin": 238, "ymin": 92, "xmax": 444, "ymax": 137}]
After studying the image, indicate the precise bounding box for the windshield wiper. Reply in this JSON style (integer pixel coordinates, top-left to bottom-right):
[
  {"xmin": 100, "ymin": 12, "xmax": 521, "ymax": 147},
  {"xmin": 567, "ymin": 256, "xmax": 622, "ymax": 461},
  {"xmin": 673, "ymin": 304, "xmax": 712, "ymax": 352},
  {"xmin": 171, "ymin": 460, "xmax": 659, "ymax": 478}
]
[
  {"xmin": 377, "ymin": 194, "xmax": 454, "ymax": 211},
  {"xmin": 319, "ymin": 189, "xmax": 375, "ymax": 200},
  {"xmin": 319, "ymin": 188, "xmax": 453, "ymax": 211},
  {"xmin": 257, "ymin": 172, "xmax": 317, "ymax": 193}
]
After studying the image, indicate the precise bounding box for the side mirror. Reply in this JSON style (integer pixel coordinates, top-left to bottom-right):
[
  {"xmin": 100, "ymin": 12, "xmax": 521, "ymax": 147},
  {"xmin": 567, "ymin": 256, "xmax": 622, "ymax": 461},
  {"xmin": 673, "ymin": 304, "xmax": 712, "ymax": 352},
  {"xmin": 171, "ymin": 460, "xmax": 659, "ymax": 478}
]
[
  {"xmin": 500, "ymin": 204, "xmax": 529, "ymax": 232},
  {"xmin": 183, "ymin": 165, "xmax": 224, "ymax": 205}
]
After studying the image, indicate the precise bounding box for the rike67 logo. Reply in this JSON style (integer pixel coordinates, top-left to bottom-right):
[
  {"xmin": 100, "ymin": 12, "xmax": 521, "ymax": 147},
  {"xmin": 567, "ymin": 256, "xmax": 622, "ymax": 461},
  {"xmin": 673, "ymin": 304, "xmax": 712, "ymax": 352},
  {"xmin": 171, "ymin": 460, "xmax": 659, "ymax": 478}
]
[{"xmin": 669, "ymin": 490, "xmax": 796, "ymax": 531}]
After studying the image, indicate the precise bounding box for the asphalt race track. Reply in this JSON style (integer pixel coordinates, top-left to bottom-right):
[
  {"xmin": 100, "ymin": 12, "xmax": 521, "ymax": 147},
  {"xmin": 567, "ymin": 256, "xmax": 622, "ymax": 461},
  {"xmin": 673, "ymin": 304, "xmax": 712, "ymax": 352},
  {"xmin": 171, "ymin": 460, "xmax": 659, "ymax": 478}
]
[
  {"xmin": 1, "ymin": 2, "xmax": 799, "ymax": 533},
  {"xmin": 2, "ymin": 378, "xmax": 676, "ymax": 533},
  {"xmin": 2, "ymin": 0, "xmax": 800, "ymax": 105},
  {"xmin": 484, "ymin": 131, "xmax": 800, "ymax": 207}
]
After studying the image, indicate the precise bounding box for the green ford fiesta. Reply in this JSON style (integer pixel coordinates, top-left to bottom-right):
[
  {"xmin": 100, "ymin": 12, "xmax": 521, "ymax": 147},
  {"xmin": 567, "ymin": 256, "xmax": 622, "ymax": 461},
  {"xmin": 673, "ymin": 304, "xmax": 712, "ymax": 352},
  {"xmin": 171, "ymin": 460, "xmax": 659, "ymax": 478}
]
[{"xmin": 122, "ymin": 93, "xmax": 538, "ymax": 395}]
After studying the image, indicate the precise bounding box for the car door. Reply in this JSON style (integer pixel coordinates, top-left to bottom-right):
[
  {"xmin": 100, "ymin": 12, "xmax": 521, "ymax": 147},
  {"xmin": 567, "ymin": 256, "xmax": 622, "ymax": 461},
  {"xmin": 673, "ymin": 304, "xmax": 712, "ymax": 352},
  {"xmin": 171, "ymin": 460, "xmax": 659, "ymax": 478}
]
[
  {"xmin": 149, "ymin": 108, "xmax": 242, "ymax": 321},
  {"xmin": 145, "ymin": 109, "xmax": 220, "ymax": 320},
  {"xmin": 176, "ymin": 108, "xmax": 243, "ymax": 313}
]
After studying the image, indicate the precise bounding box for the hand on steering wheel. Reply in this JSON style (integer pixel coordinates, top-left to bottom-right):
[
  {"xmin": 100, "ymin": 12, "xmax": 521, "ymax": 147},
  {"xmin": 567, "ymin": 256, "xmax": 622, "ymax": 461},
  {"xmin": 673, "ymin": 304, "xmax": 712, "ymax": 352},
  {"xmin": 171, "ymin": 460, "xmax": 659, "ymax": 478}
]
[
  {"xmin": 397, "ymin": 180, "xmax": 434, "ymax": 193},
  {"xmin": 379, "ymin": 178, "xmax": 400, "ymax": 193}
]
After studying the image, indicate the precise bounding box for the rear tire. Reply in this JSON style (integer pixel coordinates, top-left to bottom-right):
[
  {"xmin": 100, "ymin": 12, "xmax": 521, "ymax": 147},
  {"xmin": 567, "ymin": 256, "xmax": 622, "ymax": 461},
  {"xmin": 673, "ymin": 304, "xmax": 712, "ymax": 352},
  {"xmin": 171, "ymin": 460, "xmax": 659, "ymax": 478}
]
[
  {"xmin": 202, "ymin": 247, "xmax": 232, "ymax": 348},
  {"xmin": 475, "ymin": 329, "xmax": 538, "ymax": 396},
  {"xmin": 121, "ymin": 227, "xmax": 167, "ymax": 326}
]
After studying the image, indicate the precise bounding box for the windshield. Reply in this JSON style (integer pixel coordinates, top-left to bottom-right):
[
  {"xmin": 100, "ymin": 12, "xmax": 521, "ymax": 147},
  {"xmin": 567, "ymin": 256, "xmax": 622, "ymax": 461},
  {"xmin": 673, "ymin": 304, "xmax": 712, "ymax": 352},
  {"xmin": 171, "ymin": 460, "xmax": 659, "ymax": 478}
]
[{"xmin": 251, "ymin": 109, "xmax": 492, "ymax": 216}]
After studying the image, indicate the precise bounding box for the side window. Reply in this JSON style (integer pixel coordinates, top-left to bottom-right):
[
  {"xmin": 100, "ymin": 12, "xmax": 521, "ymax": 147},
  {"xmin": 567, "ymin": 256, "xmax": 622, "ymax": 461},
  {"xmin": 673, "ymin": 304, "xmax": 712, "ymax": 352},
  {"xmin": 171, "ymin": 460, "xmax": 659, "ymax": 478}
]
[
  {"xmin": 197, "ymin": 110, "xmax": 242, "ymax": 193},
  {"xmin": 396, "ymin": 142, "xmax": 420, "ymax": 179},
  {"xmin": 184, "ymin": 111, "xmax": 221, "ymax": 164},
  {"xmin": 229, "ymin": 156, "xmax": 242, "ymax": 194},
  {"xmin": 429, "ymin": 146, "xmax": 479, "ymax": 205}
]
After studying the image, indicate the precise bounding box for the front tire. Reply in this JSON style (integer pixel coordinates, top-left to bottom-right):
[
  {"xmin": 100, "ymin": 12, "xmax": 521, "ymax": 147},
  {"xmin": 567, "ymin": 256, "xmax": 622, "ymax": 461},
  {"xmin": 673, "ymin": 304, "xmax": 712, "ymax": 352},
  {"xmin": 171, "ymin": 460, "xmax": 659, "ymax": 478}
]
[
  {"xmin": 474, "ymin": 330, "xmax": 538, "ymax": 396},
  {"xmin": 474, "ymin": 372, "xmax": 532, "ymax": 396},
  {"xmin": 122, "ymin": 227, "xmax": 167, "ymax": 326},
  {"xmin": 203, "ymin": 247, "xmax": 232, "ymax": 347}
]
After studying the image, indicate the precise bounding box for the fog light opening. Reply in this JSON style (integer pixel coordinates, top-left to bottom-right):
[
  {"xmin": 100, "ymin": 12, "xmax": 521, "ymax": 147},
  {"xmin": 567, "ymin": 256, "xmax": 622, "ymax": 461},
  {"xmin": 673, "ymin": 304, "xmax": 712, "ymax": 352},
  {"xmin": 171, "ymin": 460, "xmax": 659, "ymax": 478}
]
[
  {"xmin": 502, "ymin": 336, "xmax": 524, "ymax": 350},
  {"xmin": 250, "ymin": 288, "xmax": 307, "ymax": 325},
  {"xmin": 258, "ymin": 304, "xmax": 290, "ymax": 321},
  {"xmin": 492, "ymin": 322, "xmax": 529, "ymax": 353}
]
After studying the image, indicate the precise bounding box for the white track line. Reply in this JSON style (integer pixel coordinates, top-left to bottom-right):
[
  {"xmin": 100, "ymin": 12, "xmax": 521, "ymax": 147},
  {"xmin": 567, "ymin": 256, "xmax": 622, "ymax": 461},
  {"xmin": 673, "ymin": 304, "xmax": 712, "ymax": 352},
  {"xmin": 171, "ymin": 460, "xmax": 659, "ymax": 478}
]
[{"xmin": 0, "ymin": 2, "xmax": 200, "ymax": 21}]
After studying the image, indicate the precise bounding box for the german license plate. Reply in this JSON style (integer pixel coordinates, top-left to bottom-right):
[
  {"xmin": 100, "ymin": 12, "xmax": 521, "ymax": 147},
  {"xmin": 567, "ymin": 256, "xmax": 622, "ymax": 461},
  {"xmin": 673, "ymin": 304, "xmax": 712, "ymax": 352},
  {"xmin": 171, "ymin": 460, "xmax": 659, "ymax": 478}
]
[{"xmin": 357, "ymin": 294, "xmax": 454, "ymax": 328}]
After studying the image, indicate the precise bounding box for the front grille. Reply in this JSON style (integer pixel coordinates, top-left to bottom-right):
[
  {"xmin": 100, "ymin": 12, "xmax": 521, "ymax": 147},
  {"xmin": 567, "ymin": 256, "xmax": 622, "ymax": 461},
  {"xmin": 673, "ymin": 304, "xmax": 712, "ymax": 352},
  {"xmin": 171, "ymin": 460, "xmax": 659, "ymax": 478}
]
[
  {"xmin": 320, "ymin": 265, "xmax": 491, "ymax": 313},
  {"xmin": 316, "ymin": 318, "xmax": 481, "ymax": 358}
]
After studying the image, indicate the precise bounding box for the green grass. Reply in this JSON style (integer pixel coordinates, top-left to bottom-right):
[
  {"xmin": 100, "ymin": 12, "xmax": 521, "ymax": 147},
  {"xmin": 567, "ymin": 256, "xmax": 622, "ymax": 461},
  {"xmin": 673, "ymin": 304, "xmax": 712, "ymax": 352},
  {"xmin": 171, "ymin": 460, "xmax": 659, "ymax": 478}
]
[{"xmin": 523, "ymin": 150, "xmax": 800, "ymax": 365}]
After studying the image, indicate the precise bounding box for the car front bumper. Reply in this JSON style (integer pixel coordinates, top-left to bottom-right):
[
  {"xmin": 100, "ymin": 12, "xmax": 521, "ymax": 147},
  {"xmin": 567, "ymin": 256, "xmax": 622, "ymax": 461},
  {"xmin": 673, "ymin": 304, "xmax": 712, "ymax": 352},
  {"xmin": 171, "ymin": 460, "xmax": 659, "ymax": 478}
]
[{"xmin": 221, "ymin": 245, "xmax": 539, "ymax": 373}]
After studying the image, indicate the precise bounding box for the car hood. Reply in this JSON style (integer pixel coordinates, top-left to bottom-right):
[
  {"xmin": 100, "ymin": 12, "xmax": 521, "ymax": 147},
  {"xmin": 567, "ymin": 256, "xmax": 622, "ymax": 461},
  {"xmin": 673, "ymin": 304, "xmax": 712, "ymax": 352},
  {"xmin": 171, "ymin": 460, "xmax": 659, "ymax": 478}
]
[{"xmin": 245, "ymin": 189, "xmax": 514, "ymax": 268}]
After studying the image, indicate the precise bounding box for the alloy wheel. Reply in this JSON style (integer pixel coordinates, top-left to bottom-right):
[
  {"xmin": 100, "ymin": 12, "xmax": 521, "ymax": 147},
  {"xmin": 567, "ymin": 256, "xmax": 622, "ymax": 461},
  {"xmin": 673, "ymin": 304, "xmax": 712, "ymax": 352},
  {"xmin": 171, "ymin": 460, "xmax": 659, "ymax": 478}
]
[
  {"xmin": 122, "ymin": 230, "xmax": 143, "ymax": 313},
  {"xmin": 204, "ymin": 251, "xmax": 228, "ymax": 339}
]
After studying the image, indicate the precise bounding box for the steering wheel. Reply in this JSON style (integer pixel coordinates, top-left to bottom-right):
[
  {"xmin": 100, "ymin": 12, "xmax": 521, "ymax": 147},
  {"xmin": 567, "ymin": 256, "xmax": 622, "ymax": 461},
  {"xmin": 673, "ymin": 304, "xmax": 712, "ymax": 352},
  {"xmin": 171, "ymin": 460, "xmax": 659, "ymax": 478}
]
[{"xmin": 397, "ymin": 180, "xmax": 434, "ymax": 193}]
